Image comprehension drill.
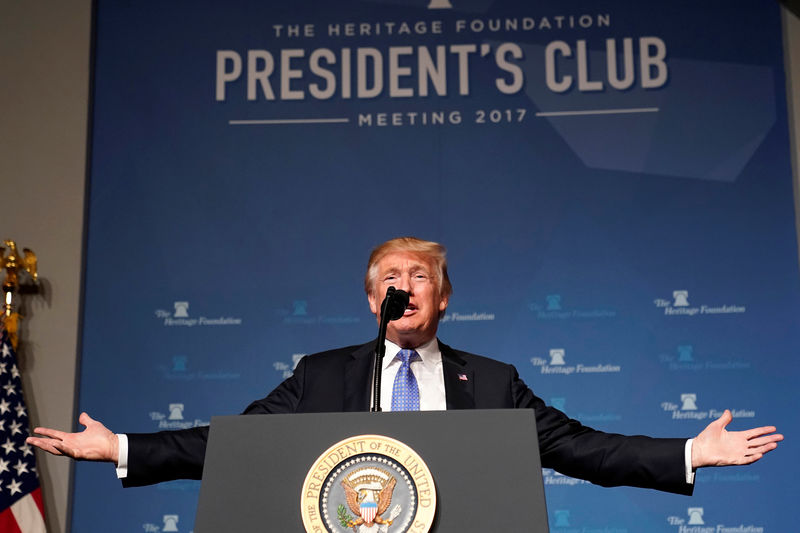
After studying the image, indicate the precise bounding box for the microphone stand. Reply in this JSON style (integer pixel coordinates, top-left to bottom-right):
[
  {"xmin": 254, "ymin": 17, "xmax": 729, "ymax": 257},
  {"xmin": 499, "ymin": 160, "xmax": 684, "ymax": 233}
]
[{"xmin": 371, "ymin": 286, "xmax": 407, "ymax": 412}]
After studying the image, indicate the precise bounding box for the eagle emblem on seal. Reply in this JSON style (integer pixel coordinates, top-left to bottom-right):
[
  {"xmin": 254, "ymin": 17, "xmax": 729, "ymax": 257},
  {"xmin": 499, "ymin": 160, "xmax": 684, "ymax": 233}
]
[{"xmin": 339, "ymin": 467, "xmax": 402, "ymax": 531}]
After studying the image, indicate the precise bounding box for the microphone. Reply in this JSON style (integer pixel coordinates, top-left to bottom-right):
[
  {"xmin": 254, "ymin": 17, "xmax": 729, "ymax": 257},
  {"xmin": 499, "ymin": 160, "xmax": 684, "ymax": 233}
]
[
  {"xmin": 381, "ymin": 286, "xmax": 410, "ymax": 321},
  {"xmin": 372, "ymin": 286, "xmax": 410, "ymax": 412}
]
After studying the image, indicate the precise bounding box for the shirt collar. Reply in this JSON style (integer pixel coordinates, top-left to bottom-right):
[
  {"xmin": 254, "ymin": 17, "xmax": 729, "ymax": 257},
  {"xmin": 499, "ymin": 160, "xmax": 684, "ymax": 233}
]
[{"xmin": 383, "ymin": 337, "xmax": 441, "ymax": 370}]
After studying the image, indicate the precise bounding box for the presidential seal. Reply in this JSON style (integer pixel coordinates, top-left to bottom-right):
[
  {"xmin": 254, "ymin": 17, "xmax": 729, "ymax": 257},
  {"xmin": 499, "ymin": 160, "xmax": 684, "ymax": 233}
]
[{"xmin": 301, "ymin": 435, "xmax": 436, "ymax": 533}]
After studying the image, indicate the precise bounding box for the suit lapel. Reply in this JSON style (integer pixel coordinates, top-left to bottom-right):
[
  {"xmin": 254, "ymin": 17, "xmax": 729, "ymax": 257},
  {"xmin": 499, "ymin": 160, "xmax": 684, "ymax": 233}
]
[
  {"xmin": 344, "ymin": 341, "xmax": 376, "ymax": 412},
  {"xmin": 440, "ymin": 341, "xmax": 475, "ymax": 410}
]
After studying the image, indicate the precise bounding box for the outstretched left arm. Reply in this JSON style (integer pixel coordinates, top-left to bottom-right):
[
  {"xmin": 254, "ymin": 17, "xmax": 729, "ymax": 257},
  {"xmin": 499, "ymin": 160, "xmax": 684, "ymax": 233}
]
[{"xmin": 691, "ymin": 409, "xmax": 783, "ymax": 468}]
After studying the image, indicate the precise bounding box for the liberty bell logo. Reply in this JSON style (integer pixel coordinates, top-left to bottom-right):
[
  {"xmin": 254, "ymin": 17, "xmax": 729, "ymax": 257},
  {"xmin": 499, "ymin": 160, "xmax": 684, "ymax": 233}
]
[
  {"xmin": 292, "ymin": 300, "xmax": 308, "ymax": 316},
  {"xmin": 553, "ymin": 510, "xmax": 570, "ymax": 527},
  {"xmin": 172, "ymin": 356, "xmax": 188, "ymax": 372},
  {"xmin": 162, "ymin": 514, "xmax": 179, "ymax": 532},
  {"xmin": 173, "ymin": 301, "xmax": 189, "ymax": 317},
  {"xmin": 672, "ymin": 290, "xmax": 689, "ymax": 307},
  {"xmin": 168, "ymin": 403, "xmax": 185, "ymax": 420},
  {"xmin": 677, "ymin": 345, "xmax": 694, "ymax": 362},
  {"xmin": 680, "ymin": 394, "xmax": 698, "ymax": 411},
  {"xmin": 549, "ymin": 349, "xmax": 566, "ymax": 365},
  {"xmin": 687, "ymin": 507, "xmax": 704, "ymax": 525}
]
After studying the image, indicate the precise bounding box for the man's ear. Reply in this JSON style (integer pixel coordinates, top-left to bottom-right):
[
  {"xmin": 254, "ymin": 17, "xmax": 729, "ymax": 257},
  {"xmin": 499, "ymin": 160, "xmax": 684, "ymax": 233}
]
[
  {"xmin": 367, "ymin": 291, "xmax": 379, "ymax": 315},
  {"xmin": 437, "ymin": 294, "xmax": 449, "ymax": 319}
]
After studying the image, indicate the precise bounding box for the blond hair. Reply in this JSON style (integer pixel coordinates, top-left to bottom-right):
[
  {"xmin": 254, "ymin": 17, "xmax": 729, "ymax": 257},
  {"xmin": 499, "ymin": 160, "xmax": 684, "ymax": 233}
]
[{"xmin": 364, "ymin": 237, "xmax": 452, "ymax": 298}]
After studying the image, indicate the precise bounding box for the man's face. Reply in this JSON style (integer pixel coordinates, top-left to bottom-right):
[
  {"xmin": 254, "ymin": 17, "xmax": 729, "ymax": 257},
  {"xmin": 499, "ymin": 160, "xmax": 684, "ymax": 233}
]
[{"xmin": 367, "ymin": 251, "xmax": 449, "ymax": 348}]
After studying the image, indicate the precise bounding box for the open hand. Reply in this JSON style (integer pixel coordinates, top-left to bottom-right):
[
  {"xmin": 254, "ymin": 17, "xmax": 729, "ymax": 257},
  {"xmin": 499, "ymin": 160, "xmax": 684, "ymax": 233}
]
[
  {"xmin": 26, "ymin": 412, "xmax": 119, "ymax": 464},
  {"xmin": 692, "ymin": 409, "xmax": 783, "ymax": 468}
]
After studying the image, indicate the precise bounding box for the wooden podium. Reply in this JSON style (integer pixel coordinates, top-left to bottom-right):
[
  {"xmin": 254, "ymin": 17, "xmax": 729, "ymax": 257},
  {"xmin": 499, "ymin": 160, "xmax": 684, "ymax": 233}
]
[{"xmin": 195, "ymin": 409, "xmax": 550, "ymax": 532}]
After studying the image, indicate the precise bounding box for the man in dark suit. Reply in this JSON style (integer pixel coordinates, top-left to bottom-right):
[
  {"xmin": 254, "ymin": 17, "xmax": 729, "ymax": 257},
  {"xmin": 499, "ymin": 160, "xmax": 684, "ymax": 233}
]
[{"xmin": 28, "ymin": 237, "xmax": 783, "ymax": 494}]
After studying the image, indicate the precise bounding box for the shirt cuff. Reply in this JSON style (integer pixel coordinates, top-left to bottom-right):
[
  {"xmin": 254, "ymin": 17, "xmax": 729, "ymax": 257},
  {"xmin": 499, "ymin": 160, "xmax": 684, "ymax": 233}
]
[
  {"xmin": 115, "ymin": 433, "xmax": 128, "ymax": 479},
  {"xmin": 685, "ymin": 438, "xmax": 695, "ymax": 484}
]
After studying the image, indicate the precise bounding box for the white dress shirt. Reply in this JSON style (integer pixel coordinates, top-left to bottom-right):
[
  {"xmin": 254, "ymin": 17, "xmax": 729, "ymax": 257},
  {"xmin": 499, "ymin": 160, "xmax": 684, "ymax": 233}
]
[{"xmin": 377, "ymin": 338, "xmax": 446, "ymax": 412}]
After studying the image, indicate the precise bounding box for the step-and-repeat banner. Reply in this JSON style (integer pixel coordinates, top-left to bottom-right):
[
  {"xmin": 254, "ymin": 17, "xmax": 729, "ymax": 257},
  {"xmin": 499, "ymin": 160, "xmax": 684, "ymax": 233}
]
[{"xmin": 75, "ymin": 1, "xmax": 798, "ymax": 531}]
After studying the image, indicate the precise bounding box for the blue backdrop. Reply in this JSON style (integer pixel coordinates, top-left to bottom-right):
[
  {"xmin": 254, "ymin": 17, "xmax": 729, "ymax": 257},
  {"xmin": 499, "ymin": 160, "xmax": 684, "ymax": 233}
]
[{"xmin": 76, "ymin": 1, "xmax": 799, "ymax": 531}]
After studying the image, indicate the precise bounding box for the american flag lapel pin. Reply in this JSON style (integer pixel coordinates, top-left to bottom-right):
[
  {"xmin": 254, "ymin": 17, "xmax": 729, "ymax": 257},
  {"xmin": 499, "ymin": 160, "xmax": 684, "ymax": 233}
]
[{"xmin": 458, "ymin": 373, "xmax": 468, "ymax": 381}]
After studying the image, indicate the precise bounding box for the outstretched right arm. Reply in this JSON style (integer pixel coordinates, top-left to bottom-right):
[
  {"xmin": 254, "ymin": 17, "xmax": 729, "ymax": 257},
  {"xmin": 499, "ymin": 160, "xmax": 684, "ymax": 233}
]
[
  {"xmin": 26, "ymin": 411, "xmax": 210, "ymax": 487},
  {"xmin": 25, "ymin": 356, "xmax": 310, "ymax": 487}
]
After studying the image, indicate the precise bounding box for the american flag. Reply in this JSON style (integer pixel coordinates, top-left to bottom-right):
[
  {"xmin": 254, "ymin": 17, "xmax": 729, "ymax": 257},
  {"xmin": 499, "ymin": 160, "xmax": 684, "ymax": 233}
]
[{"xmin": 0, "ymin": 328, "xmax": 46, "ymax": 532}]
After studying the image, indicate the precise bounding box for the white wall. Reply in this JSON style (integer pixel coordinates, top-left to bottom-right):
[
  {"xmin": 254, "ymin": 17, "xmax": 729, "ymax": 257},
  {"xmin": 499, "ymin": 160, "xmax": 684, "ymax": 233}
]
[{"xmin": 0, "ymin": 3, "xmax": 798, "ymax": 532}]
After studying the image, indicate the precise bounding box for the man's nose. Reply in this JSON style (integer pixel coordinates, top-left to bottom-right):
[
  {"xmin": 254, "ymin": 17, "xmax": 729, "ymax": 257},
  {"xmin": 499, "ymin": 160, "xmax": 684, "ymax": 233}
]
[{"xmin": 396, "ymin": 274, "xmax": 412, "ymax": 292}]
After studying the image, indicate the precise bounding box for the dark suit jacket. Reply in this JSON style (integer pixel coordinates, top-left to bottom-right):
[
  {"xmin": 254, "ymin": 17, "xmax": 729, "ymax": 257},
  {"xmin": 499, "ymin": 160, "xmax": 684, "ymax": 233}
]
[{"xmin": 125, "ymin": 340, "xmax": 693, "ymax": 495}]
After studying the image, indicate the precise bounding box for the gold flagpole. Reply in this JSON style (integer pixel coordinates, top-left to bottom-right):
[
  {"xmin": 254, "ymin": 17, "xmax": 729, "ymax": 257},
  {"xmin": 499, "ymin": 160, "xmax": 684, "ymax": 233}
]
[{"xmin": 1, "ymin": 239, "xmax": 38, "ymax": 350}]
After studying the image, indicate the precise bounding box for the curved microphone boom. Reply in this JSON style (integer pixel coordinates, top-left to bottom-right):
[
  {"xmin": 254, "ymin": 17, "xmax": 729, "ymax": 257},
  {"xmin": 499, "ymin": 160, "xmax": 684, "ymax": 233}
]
[{"xmin": 372, "ymin": 286, "xmax": 410, "ymax": 412}]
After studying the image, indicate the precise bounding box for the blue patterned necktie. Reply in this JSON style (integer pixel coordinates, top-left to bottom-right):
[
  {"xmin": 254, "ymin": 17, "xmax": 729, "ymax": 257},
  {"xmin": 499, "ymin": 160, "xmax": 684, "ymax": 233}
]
[{"xmin": 391, "ymin": 349, "xmax": 420, "ymax": 411}]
